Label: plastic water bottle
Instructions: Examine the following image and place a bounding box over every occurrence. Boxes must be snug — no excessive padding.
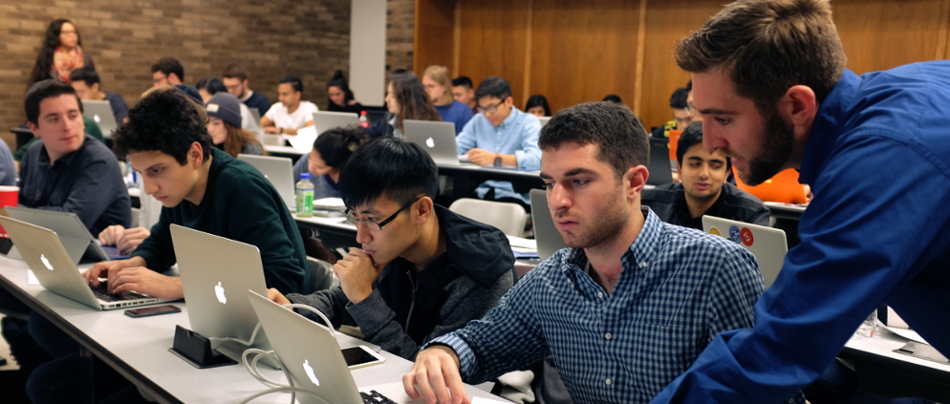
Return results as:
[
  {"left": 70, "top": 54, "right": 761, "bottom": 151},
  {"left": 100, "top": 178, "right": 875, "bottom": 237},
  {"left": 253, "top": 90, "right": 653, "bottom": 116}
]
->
[
  {"left": 295, "top": 173, "right": 314, "bottom": 217},
  {"left": 358, "top": 111, "right": 370, "bottom": 128},
  {"left": 856, "top": 310, "right": 877, "bottom": 338}
]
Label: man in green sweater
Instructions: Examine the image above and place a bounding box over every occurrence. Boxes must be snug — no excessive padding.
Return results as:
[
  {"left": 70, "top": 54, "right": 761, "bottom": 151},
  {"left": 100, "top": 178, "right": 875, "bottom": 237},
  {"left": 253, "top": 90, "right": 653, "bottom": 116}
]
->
[{"left": 83, "top": 87, "right": 310, "bottom": 297}]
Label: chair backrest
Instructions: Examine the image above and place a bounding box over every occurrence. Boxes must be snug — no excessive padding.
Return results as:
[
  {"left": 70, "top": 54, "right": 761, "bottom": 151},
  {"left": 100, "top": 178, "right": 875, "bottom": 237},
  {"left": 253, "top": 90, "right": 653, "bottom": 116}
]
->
[
  {"left": 306, "top": 256, "right": 339, "bottom": 292},
  {"left": 448, "top": 198, "right": 527, "bottom": 237}
]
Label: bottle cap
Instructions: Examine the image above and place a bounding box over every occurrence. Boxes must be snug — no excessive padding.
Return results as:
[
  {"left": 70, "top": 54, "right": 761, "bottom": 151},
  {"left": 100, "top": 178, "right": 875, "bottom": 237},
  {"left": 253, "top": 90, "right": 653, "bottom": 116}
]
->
[{"left": 300, "top": 173, "right": 311, "bottom": 179}]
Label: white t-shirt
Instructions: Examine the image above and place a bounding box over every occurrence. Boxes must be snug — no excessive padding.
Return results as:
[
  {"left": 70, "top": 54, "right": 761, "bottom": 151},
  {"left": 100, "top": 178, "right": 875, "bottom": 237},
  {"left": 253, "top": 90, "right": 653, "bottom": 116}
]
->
[{"left": 264, "top": 101, "right": 319, "bottom": 130}]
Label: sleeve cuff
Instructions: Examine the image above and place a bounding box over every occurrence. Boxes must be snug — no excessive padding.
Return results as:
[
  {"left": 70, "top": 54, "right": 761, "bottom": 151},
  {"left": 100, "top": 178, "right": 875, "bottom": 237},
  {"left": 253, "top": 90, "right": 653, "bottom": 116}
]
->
[{"left": 427, "top": 333, "right": 476, "bottom": 379}]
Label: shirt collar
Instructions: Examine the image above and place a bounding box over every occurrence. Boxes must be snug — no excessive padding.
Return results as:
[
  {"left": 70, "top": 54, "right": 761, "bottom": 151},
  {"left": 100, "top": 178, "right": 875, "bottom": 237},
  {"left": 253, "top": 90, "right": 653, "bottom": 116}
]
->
[
  {"left": 494, "top": 107, "right": 522, "bottom": 129},
  {"left": 38, "top": 135, "right": 88, "bottom": 167},
  {"left": 799, "top": 69, "right": 860, "bottom": 185},
  {"left": 560, "top": 207, "right": 662, "bottom": 275},
  {"left": 240, "top": 90, "right": 253, "bottom": 102}
]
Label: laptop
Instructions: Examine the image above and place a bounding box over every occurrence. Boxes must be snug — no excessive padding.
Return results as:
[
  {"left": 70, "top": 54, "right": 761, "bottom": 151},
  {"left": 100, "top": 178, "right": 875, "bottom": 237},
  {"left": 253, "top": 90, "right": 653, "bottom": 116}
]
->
[
  {"left": 170, "top": 224, "right": 273, "bottom": 360},
  {"left": 648, "top": 137, "right": 674, "bottom": 185},
  {"left": 702, "top": 215, "right": 788, "bottom": 287},
  {"left": 248, "top": 107, "right": 262, "bottom": 124},
  {"left": 0, "top": 216, "right": 172, "bottom": 310},
  {"left": 247, "top": 290, "right": 424, "bottom": 404},
  {"left": 6, "top": 206, "right": 125, "bottom": 263},
  {"left": 237, "top": 154, "right": 296, "bottom": 213},
  {"left": 538, "top": 116, "right": 551, "bottom": 127},
  {"left": 82, "top": 100, "right": 119, "bottom": 137},
  {"left": 403, "top": 120, "right": 470, "bottom": 166},
  {"left": 529, "top": 189, "right": 569, "bottom": 261},
  {"left": 312, "top": 111, "right": 359, "bottom": 135}
]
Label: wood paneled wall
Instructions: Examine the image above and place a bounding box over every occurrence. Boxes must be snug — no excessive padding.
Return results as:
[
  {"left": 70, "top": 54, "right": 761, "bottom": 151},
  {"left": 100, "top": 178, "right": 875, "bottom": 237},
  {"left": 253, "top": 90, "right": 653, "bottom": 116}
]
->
[{"left": 415, "top": 0, "right": 950, "bottom": 129}]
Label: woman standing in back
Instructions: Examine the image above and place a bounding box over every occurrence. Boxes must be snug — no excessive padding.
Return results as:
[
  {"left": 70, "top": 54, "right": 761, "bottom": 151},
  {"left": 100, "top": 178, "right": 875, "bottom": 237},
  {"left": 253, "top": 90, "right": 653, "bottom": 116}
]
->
[{"left": 28, "top": 19, "right": 95, "bottom": 88}]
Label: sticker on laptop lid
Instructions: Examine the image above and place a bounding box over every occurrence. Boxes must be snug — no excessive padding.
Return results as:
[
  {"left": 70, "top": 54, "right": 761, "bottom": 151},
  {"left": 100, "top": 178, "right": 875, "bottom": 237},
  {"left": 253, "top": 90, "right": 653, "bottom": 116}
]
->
[
  {"left": 708, "top": 226, "right": 721, "bottom": 237},
  {"left": 729, "top": 225, "right": 741, "bottom": 244},
  {"left": 740, "top": 227, "right": 754, "bottom": 246}
]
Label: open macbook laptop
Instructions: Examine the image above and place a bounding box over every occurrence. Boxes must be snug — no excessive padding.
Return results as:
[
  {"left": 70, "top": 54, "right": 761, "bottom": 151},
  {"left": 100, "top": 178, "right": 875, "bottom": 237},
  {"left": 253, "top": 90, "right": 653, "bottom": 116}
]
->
[
  {"left": 538, "top": 116, "right": 551, "bottom": 127},
  {"left": 247, "top": 290, "right": 423, "bottom": 404},
  {"left": 0, "top": 216, "right": 172, "bottom": 310},
  {"left": 312, "top": 111, "right": 359, "bottom": 135},
  {"left": 170, "top": 224, "right": 273, "bottom": 361},
  {"left": 237, "top": 154, "right": 296, "bottom": 212},
  {"left": 529, "top": 189, "right": 569, "bottom": 261},
  {"left": 82, "top": 100, "right": 119, "bottom": 137},
  {"left": 6, "top": 206, "right": 126, "bottom": 263},
  {"left": 702, "top": 215, "right": 788, "bottom": 287},
  {"left": 403, "top": 120, "right": 471, "bottom": 166}
]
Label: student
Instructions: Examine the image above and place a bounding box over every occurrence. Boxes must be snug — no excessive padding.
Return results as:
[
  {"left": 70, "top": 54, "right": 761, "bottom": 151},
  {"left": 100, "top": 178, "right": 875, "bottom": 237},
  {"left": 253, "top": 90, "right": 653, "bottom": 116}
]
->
[
  {"left": 404, "top": 102, "right": 787, "bottom": 403},
  {"left": 83, "top": 87, "right": 310, "bottom": 298},
  {"left": 269, "top": 137, "right": 515, "bottom": 361},
  {"left": 524, "top": 94, "right": 551, "bottom": 117},
  {"left": 423, "top": 65, "right": 473, "bottom": 134},
  {"left": 649, "top": 0, "right": 950, "bottom": 402},
  {"left": 456, "top": 76, "right": 542, "bottom": 205},
  {"left": 222, "top": 64, "right": 271, "bottom": 115},
  {"left": 261, "top": 75, "right": 318, "bottom": 135},
  {"left": 151, "top": 57, "right": 202, "bottom": 104},
  {"left": 602, "top": 94, "right": 623, "bottom": 104},
  {"left": 19, "top": 79, "right": 130, "bottom": 236},
  {"left": 27, "top": 19, "right": 94, "bottom": 88},
  {"left": 196, "top": 77, "right": 262, "bottom": 138},
  {"left": 651, "top": 87, "right": 691, "bottom": 139},
  {"left": 451, "top": 75, "right": 477, "bottom": 114},
  {"left": 204, "top": 92, "right": 263, "bottom": 157},
  {"left": 642, "top": 121, "right": 769, "bottom": 230},
  {"left": 291, "top": 125, "right": 367, "bottom": 194},
  {"left": 68, "top": 67, "right": 129, "bottom": 123},
  {"left": 368, "top": 72, "right": 441, "bottom": 139},
  {"left": 326, "top": 69, "right": 364, "bottom": 114}
]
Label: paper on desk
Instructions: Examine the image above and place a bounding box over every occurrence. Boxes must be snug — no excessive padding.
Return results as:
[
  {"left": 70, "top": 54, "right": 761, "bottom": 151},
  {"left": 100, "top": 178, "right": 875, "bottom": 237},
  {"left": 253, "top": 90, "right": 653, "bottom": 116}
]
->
[
  {"left": 884, "top": 325, "right": 929, "bottom": 344},
  {"left": 288, "top": 125, "right": 318, "bottom": 153}
]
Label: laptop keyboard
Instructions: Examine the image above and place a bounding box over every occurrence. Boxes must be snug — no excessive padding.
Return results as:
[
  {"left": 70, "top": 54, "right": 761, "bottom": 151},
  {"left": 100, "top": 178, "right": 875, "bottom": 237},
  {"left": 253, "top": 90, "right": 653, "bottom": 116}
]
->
[
  {"left": 90, "top": 282, "right": 144, "bottom": 302},
  {"left": 360, "top": 390, "right": 397, "bottom": 404}
]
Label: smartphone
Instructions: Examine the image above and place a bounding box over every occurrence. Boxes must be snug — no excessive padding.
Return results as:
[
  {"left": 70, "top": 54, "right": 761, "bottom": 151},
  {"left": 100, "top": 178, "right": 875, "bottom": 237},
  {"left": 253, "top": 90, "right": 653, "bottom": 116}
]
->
[
  {"left": 341, "top": 345, "right": 386, "bottom": 369},
  {"left": 125, "top": 305, "right": 181, "bottom": 318}
]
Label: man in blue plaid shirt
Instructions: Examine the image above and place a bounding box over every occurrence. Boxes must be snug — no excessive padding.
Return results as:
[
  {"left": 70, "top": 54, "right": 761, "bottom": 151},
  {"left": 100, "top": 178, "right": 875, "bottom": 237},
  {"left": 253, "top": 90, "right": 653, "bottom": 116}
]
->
[{"left": 403, "top": 102, "right": 801, "bottom": 403}]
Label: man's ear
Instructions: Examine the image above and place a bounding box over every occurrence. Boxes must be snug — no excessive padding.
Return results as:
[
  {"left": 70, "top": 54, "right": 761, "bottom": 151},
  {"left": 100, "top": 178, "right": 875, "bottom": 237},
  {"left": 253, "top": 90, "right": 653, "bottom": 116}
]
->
[
  {"left": 415, "top": 196, "right": 434, "bottom": 224},
  {"left": 624, "top": 165, "right": 648, "bottom": 201},
  {"left": 781, "top": 85, "right": 818, "bottom": 137},
  {"left": 189, "top": 141, "right": 204, "bottom": 167}
]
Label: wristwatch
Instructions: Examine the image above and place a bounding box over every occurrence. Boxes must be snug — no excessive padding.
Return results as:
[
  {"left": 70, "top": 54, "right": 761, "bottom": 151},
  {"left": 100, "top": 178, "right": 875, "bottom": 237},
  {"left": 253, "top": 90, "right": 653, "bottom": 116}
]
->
[{"left": 493, "top": 154, "right": 502, "bottom": 167}]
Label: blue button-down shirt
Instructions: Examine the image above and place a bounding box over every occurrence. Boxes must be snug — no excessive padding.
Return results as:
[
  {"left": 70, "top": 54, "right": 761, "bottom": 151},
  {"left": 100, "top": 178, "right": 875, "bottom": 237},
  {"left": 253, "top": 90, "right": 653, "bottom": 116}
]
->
[
  {"left": 431, "top": 209, "right": 790, "bottom": 403},
  {"left": 652, "top": 63, "right": 950, "bottom": 403},
  {"left": 456, "top": 107, "right": 541, "bottom": 203}
]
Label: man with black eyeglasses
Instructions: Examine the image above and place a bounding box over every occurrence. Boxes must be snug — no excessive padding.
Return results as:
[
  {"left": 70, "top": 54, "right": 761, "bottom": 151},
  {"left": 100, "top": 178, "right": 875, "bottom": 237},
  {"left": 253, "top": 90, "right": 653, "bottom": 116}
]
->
[
  {"left": 456, "top": 76, "right": 542, "bottom": 206},
  {"left": 268, "top": 137, "right": 516, "bottom": 361}
]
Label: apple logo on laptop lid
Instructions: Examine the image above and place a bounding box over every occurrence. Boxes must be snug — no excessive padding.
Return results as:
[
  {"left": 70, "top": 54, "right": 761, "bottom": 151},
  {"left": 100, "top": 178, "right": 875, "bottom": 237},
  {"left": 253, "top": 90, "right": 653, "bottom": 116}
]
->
[
  {"left": 303, "top": 359, "right": 320, "bottom": 386},
  {"left": 426, "top": 137, "right": 435, "bottom": 148},
  {"left": 40, "top": 254, "right": 54, "bottom": 271},
  {"left": 214, "top": 281, "right": 227, "bottom": 304}
]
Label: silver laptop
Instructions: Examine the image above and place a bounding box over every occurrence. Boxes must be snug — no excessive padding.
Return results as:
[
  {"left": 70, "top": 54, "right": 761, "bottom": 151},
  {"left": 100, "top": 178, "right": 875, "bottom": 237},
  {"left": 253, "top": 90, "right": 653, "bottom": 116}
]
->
[
  {"left": 403, "top": 120, "right": 469, "bottom": 166},
  {"left": 248, "top": 107, "right": 262, "bottom": 124},
  {"left": 170, "top": 224, "right": 272, "bottom": 359},
  {"left": 247, "top": 290, "right": 423, "bottom": 404},
  {"left": 237, "top": 154, "right": 296, "bottom": 212},
  {"left": 538, "top": 116, "right": 551, "bottom": 127},
  {"left": 312, "top": 111, "right": 359, "bottom": 135},
  {"left": 82, "top": 100, "right": 118, "bottom": 137},
  {"left": 0, "top": 216, "right": 171, "bottom": 310},
  {"left": 529, "top": 189, "right": 569, "bottom": 261},
  {"left": 702, "top": 215, "right": 788, "bottom": 287},
  {"left": 6, "top": 206, "right": 124, "bottom": 263}
]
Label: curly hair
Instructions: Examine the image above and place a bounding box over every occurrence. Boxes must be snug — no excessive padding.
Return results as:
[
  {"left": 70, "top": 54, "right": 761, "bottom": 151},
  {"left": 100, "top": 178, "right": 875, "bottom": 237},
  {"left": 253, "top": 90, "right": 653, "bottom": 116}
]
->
[{"left": 113, "top": 87, "right": 211, "bottom": 165}]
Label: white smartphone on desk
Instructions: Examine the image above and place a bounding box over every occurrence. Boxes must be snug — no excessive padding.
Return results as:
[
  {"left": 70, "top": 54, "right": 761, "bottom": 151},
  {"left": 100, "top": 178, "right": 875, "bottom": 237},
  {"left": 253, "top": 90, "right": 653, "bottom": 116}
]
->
[{"left": 342, "top": 345, "right": 385, "bottom": 369}]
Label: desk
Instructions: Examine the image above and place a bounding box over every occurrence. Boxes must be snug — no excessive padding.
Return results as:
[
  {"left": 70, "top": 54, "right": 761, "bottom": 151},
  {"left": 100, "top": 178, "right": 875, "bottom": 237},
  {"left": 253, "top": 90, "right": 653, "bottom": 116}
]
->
[
  {"left": 295, "top": 214, "right": 360, "bottom": 252},
  {"left": 0, "top": 256, "right": 503, "bottom": 403},
  {"left": 437, "top": 164, "right": 544, "bottom": 203},
  {"left": 842, "top": 327, "right": 950, "bottom": 401}
]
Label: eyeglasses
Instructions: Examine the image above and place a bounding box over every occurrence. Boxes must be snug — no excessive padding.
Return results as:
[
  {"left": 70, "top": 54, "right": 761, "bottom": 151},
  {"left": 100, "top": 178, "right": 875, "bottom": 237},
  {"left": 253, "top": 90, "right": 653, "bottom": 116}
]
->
[
  {"left": 477, "top": 99, "right": 506, "bottom": 115},
  {"left": 344, "top": 195, "right": 424, "bottom": 232}
]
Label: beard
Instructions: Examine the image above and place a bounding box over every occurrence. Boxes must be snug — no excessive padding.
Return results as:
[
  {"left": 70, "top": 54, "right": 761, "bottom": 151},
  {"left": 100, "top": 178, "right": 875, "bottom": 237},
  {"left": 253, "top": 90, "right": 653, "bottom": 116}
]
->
[
  {"left": 742, "top": 110, "right": 795, "bottom": 186},
  {"left": 556, "top": 185, "right": 630, "bottom": 250}
]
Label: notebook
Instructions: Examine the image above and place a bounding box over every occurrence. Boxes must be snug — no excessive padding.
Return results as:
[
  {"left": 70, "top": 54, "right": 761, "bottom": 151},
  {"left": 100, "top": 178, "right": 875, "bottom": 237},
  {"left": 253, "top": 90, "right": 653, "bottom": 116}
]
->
[
  {"left": 403, "top": 120, "right": 469, "bottom": 167},
  {"left": 82, "top": 100, "right": 119, "bottom": 137},
  {"left": 170, "top": 224, "right": 273, "bottom": 360},
  {"left": 312, "top": 111, "right": 359, "bottom": 135},
  {"left": 6, "top": 207, "right": 126, "bottom": 263},
  {"left": 702, "top": 215, "right": 788, "bottom": 287},
  {"left": 0, "top": 216, "right": 172, "bottom": 310},
  {"left": 247, "top": 290, "right": 424, "bottom": 404},
  {"left": 529, "top": 189, "right": 569, "bottom": 261},
  {"left": 648, "top": 137, "right": 674, "bottom": 185},
  {"left": 237, "top": 154, "right": 296, "bottom": 213}
]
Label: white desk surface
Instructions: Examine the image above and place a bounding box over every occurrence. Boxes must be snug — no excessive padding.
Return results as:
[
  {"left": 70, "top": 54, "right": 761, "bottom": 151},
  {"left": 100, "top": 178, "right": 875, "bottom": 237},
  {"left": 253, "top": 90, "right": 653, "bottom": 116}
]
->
[
  {"left": 844, "top": 326, "right": 950, "bottom": 373},
  {"left": 263, "top": 144, "right": 305, "bottom": 156},
  {"left": 0, "top": 256, "right": 502, "bottom": 403},
  {"left": 764, "top": 201, "right": 808, "bottom": 213}
]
